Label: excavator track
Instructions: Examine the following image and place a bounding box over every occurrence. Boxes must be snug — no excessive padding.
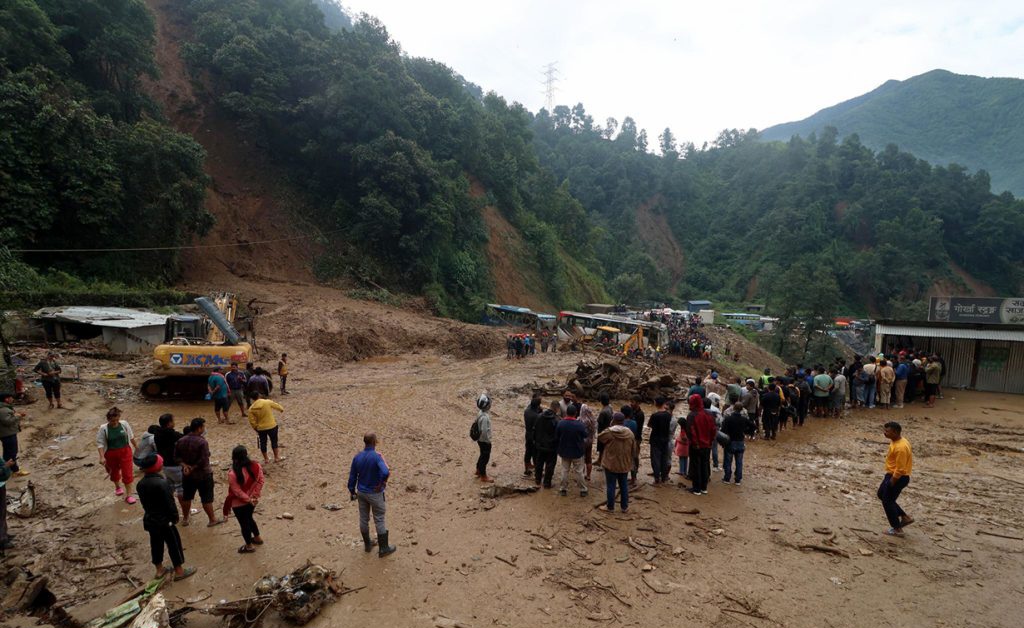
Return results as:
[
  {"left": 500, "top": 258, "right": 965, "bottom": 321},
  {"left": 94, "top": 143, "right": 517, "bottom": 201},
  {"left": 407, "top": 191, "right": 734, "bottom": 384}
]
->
[{"left": 140, "top": 376, "right": 211, "bottom": 400}]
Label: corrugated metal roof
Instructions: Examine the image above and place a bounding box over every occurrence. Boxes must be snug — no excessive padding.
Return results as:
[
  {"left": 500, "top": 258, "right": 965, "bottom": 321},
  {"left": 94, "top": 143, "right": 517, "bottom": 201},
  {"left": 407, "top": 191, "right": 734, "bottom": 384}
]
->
[
  {"left": 33, "top": 306, "right": 168, "bottom": 329},
  {"left": 876, "top": 323, "right": 1024, "bottom": 342}
]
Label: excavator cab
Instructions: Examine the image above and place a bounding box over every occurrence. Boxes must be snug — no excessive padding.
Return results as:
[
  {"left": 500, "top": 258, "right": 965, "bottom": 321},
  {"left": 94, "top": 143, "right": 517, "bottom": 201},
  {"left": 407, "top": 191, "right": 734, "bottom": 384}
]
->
[{"left": 164, "top": 314, "right": 209, "bottom": 345}]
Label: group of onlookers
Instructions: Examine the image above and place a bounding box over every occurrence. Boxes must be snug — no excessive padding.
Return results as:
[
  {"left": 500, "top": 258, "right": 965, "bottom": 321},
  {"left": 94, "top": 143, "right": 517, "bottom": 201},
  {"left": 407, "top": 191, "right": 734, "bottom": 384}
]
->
[
  {"left": 91, "top": 408, "right": 278, "bottom": 581},
  {"left": 505, "top": 332, "right": 556, "bottom": 358},
  {"left": 206, "top": 356, "right": 290, "bottom": 424}
]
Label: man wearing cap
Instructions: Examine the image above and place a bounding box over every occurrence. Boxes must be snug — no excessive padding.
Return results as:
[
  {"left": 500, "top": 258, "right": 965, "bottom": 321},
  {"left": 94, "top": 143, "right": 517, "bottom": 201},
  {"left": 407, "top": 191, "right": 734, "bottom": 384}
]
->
[
  {"left": 348, "top": 432, "right": 397, "bottom": 557},
  {"left": 0, "top": 393, "right": 28, "bottom": 477},
  {"left": 703, "top": 372, "right": 726, "bottom": 398},
  {"left": 136, "top": 453, "right": 196, "bottom": 581}
]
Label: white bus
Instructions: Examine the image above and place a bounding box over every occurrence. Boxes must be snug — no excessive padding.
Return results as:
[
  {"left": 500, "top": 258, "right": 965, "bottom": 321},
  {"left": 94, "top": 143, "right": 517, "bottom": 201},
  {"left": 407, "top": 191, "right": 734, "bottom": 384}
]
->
[{"left": 556, "top": 310, "right": 669, "bottom": 349}]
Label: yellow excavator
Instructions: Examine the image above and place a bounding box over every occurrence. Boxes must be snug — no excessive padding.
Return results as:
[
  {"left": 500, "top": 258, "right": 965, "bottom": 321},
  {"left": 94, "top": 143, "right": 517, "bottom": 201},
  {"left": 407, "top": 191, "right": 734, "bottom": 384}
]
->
[
  {"left": 140, "top": 293, "right": 252, "bottom": 399},
  {"left": 622, "top": 326, "right": 645, "bottom": 355}
]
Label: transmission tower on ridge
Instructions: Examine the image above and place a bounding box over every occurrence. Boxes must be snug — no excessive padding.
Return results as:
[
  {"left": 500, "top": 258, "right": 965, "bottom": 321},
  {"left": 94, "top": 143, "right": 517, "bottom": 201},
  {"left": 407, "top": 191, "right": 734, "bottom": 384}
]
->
[{"left": 540, "top": 62, "right": 559, "bottom": 111}]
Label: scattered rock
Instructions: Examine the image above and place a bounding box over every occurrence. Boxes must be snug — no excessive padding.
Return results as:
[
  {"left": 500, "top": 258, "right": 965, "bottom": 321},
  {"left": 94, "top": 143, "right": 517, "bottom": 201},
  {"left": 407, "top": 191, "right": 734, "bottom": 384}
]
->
[
  {"left": 858, "top": 548, "right": 874, "bottom": 556},
  {"left": 281, "top": 512, "right": 294, "bottom": 520}
]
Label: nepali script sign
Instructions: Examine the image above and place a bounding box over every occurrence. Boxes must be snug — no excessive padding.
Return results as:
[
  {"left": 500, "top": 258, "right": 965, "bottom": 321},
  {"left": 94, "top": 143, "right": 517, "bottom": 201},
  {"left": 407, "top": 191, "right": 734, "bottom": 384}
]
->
[{"left": 928, "top": 297, "right": 1024, "bottom": 325}]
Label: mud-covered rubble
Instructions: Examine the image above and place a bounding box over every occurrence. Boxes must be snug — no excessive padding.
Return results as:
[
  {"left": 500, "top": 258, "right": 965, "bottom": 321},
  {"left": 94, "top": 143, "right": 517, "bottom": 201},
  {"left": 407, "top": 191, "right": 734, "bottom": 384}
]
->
[{"left": 538, "top": 358, "right": 697, "bottom": 402}]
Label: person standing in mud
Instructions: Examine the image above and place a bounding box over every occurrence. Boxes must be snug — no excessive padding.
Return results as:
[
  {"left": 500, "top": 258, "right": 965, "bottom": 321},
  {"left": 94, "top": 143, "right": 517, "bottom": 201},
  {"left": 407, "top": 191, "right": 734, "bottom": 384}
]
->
[
  {"left": 248, "top": 392, "right": 286, "bottom": 464},
  {"left": 243, "top": 362, "right": 257, "bottom": 405},
  {"left": 136, "top": 453, "right": 196, "bottom": 581},
  {"left": 348, "top": 432, "right": 396, "bottom": 557},
  {"left": 277, "top": 353, "right": 290, "bottom": 395},
  {"left": 248, "top": 367, "right": 272, "bottom": 400},
  {"left": 647, "top": 397, "right": 672, "bottom": 484},
  {"left": 33, "top": 352, "right": 62, "bottom": 409},
  {"left": 533, "top": 401, "right": 560, "bottom": 487},
  {"left": 595, "top": 394, "right": 613, "bottom": 467},
  {"left": 523, "top": 395, "right": 542, "bottom": 477},
  {"left": 207, "top": 367, "right": 231, "bottom": 424},
  {"left": 556, "top": 403, "right": 588, "bottom": 497},
  {"left": 96, "top": 407, "right": 138, "bottom": 504},
  {"left": 175, "top": 418, "right": 224, "bottom": 527},
  {"left": 0, "top": 392, "right": 28, "bottom": 477},
  {"left": 226, "top": 362, "right": 248, "bottom": 420},
  {"left": 0, "top": 458, "right": 15, "bottom": 550},
  {"left": 579, "top": 403, "right": 597, "bottom": 481},
  {"left": 474, "top": 394, "right": 494, "bottom": 482},
  {"left": 597, "top": 412, "right": 635, "bottom": 512},
  {"left": 878, "top": 421, "right": 914, "bottom": 536},
  {"left": 150, "top": 414, "right": 186, "bottom": 515},
  {"left": 225, "top": 445, "right": 265, "bottom": 554}
]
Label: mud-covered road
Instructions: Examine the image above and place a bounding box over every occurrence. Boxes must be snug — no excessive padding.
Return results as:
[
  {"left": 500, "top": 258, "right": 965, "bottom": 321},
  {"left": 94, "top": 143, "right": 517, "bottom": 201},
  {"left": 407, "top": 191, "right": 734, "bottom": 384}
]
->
[{"left": 4, "top": 286, "right": 1023, "bottom": 628}]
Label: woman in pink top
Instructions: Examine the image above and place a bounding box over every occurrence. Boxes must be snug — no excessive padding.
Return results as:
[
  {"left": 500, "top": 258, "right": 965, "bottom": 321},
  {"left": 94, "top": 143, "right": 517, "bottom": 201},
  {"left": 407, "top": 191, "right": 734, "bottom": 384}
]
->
[{"left": 224, "top": 445, "right": 264, "bottom": 553}]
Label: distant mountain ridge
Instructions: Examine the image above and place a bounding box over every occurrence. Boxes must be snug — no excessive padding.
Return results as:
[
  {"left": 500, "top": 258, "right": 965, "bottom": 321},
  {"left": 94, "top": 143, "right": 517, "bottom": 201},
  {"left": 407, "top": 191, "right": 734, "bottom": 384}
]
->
[{"left": 760, "top": 69, "right": 1024, "bottom": 196}]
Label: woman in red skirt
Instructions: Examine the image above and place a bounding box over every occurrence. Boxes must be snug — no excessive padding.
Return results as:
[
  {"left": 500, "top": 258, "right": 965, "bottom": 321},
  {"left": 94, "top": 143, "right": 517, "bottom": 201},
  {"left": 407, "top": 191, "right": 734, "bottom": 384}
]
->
[{"left": 96, "top": 407, "right": 138, "bottom": 504}]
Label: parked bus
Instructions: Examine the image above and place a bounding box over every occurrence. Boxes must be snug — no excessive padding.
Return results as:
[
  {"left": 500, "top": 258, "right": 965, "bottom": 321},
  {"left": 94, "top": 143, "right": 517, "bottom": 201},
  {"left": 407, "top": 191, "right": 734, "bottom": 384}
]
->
[
  {"left": 556, "top": 311, "right": 668, "bottom": 349},
  {"left": 481, "top": 304, "right": 555, "bottom": 332}
]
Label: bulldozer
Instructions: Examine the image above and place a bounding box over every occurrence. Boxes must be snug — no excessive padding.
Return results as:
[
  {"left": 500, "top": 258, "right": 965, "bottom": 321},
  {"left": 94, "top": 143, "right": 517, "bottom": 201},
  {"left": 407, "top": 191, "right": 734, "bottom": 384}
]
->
[{"left": 140, "top": 293, "right": 252, "bottom": 399}]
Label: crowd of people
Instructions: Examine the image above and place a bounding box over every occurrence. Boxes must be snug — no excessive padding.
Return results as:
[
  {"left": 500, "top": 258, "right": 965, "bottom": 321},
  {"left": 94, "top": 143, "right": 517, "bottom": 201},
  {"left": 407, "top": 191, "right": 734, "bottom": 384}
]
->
[
  {"left": 505, "top": 331, "right": 556, "bottom": 358},
  {"left": 205, "top": 358, "right": 290, "bottom": 425},
  {"left": 472, "top": 351, "right": 926, "bottom": 532}
]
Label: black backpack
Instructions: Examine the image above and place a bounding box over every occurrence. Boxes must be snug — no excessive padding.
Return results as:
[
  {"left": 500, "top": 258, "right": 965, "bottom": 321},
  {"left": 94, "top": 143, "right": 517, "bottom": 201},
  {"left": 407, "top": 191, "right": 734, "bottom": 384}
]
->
[{"left": 470, "top": 417, "right": 481, "bottom": 441}]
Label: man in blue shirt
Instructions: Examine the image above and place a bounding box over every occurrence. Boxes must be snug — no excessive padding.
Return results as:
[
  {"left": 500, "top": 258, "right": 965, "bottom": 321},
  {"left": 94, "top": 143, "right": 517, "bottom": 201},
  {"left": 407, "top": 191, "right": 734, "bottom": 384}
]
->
[
  {"left": 893, "top": 357, "right": 910, "bottom": 409},
  {"left": 556, "top": 405, "right": 589, "bottom": 497},
  {"left": 207, "top": 367, "right": 231, "bottom": 424},
  {"left": 348, "top": 433, "right": 396, "bottom": 557}
]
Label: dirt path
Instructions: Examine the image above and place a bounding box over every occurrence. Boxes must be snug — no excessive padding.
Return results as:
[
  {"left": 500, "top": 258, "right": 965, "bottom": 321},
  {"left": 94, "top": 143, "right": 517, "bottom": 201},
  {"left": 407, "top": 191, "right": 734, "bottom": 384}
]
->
[{"left": 5, "top": 280, "right": 1023, "bottom": 627}]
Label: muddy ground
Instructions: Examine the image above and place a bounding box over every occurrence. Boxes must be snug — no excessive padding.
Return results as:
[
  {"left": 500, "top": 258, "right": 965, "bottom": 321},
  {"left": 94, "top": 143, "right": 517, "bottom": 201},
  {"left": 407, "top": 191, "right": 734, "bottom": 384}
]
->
[{"left": 3, "top": 285, "right": 1023, "bottom": 628}]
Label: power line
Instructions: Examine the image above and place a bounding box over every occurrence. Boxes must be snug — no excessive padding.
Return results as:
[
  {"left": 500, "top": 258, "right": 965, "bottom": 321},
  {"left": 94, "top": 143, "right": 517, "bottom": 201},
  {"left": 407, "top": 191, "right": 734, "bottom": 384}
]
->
[
  {"left": 8, "top": 227, "right": 346, "bottom": 254},
  {"left": 540, "top": 62, "right": 559, "bottom": 111}
]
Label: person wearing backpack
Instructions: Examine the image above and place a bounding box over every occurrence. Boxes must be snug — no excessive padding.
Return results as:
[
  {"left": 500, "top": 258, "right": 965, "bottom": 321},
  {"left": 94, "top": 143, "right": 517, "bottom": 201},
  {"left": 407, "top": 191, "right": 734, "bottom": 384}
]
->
[{"left": 472, "top": 394, "right": 494, "bottom": 483}]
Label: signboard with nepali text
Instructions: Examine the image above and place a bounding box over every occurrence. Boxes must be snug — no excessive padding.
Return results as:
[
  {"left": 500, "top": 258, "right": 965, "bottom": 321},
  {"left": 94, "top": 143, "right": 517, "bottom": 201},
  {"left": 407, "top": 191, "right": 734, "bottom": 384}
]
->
[{"left": 928, "top": 297, "right": 1024, "bottom": 325}]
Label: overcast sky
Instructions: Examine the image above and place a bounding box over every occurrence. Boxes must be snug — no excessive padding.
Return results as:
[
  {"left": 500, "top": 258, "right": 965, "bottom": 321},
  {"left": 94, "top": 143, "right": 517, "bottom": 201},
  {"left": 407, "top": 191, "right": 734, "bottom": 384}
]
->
[{"left": 341, "top": 1, "right": 1024, "bottom": 147}]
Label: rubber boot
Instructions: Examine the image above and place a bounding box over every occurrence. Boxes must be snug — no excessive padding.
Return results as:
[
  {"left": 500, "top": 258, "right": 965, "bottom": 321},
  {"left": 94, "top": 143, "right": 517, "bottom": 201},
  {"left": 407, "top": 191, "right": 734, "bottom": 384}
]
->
[
  {"left": 361, "top": 531, "right": 377, "bottom": 553},
  {"left": 377, "top": 531, "right": 396, "bottom": 557}
]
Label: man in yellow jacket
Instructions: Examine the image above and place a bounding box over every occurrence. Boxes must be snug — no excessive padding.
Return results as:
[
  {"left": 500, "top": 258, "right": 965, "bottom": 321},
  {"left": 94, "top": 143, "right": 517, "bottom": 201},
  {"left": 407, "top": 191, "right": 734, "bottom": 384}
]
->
[
  {"left": 878, "top": 421, "right": 913, "bottom": 535},
  {"left": 247, "top": 393, "right": 285, "bottom": 464}
]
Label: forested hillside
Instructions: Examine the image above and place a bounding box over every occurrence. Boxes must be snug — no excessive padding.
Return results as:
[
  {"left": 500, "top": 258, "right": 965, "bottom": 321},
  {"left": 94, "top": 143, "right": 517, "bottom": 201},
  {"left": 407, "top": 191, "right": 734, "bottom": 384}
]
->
[
  {"left": 761, "top": 70, "right": 1024, "bottom": 197},
  {"left": 0, "top": 0, "right": 211, "bottom": 296},
  {"left": 3, "top": 0, "right": 1023, "bottom": 322}
]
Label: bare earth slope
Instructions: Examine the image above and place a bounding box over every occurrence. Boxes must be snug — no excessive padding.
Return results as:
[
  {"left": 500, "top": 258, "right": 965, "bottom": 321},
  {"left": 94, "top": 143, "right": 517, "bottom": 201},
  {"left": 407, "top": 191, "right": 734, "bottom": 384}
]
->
[
  {"left": 635, "top": 199, "right": 685, "bottom": 292},
  {"left": 144, "top": 0, "right": 316, "bottom": 285}
]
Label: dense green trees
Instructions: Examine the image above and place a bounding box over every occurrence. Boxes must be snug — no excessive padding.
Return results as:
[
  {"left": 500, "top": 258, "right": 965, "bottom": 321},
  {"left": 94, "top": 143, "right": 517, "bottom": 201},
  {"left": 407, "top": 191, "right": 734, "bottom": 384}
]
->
[
  {"left": 1, "top": 0, "right": 210, "bottom": 286},
  {"left": 4, "top": 0, "right": 1021, "bottom": 322},
  {"left": 761, "top": 69, "right": 1024, "bottom": 197},
  {"left": 531, "top": 108, "right": 1024, "bottom": 315}
]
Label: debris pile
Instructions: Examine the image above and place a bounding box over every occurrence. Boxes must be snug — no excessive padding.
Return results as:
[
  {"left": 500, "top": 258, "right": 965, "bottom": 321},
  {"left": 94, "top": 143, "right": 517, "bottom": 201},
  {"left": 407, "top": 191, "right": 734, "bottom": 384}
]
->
[
  {"left": 208, "top": 563, "right": 350, "bottom": 627},
  {"left": 541, "top": 359, "right": 693, "bottom": 402}
]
